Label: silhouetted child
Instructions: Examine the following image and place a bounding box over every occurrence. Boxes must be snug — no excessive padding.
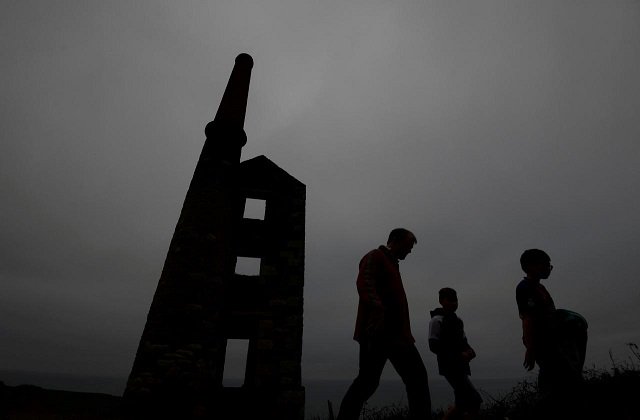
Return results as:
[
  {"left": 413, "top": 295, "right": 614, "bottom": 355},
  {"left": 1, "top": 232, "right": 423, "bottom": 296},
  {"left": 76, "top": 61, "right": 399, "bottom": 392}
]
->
[
  {"left": 516, "top": 249, "right": 557, "bottom": 385},
  {"left": 516, "top": 249, "right": 588, "bottom": 418},
  {"left": 429, "top": 288, "right": 482, "bottom": 420}
]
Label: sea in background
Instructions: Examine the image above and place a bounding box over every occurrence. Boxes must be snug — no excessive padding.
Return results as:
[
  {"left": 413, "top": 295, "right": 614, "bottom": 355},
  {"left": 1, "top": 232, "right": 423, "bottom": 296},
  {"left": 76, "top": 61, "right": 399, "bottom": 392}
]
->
[{"left": 0, "top": 370, "right": 524, "bottom": 419}]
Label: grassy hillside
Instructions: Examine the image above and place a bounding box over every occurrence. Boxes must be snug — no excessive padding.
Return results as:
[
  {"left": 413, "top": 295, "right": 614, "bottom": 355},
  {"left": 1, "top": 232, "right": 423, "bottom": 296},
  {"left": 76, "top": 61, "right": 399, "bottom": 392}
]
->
[
  {"left": 3, "top": 344, "right": 639, "bottom": 419},
  {"left": 314, "top": 343, "right": 640, "bottom": 420}
]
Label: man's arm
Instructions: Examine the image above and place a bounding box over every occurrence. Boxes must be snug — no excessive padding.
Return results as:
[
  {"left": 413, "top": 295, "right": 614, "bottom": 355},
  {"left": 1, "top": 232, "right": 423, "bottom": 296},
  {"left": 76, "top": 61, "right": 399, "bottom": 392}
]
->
[
  {"left": 356, "top": 251, "right": 385, "bottom": 335},
  {"left": 356, "top": 251, "right": 384, "bottom": 307}
]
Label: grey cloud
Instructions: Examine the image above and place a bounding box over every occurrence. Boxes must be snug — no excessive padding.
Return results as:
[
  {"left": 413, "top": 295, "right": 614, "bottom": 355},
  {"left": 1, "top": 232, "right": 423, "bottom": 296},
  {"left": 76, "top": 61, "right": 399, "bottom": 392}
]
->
[{"left": 1, "top": 1, "right": 639, "bottom": 392}]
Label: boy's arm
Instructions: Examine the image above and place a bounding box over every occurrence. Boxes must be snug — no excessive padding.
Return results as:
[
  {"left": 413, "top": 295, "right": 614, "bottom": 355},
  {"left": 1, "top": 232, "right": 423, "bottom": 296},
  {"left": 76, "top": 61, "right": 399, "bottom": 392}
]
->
[
  {"left": 516, "top": 283, "right": 538, "bottom": 370},
  {"left": 428, "top": 339, "right": 442, "bottom": 354},
  {"left": 521, "top": 315, "right": 536, "bottom": 370},
  {"left": 428, "top": 317, "right": 442, "bottom": 354},
  {"left": 461, "top": 330, "right": 476, "bottom": 362}
]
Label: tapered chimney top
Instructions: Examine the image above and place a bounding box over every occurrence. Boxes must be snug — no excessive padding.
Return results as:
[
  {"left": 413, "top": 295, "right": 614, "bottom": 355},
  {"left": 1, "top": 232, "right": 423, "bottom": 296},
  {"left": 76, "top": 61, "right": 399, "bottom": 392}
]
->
[
  {"left": 211, "top": 53, "right": 254, "bottom": 129},
  {"left": 235, "top": 53, "right": 253, "bottom": 69},
  {"left": 202, "top": 53, "right": 254, "bottom": 163}
]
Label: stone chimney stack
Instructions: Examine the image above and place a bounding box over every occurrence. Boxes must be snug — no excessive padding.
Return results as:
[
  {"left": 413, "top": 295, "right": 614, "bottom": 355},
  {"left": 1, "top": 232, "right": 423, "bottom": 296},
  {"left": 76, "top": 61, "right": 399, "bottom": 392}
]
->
[
  {"left": 125, "top": 53, "right": 305, "bottom": 419},
  {"left": 124, "top": 53, "right": 255, "bottom": 416}
]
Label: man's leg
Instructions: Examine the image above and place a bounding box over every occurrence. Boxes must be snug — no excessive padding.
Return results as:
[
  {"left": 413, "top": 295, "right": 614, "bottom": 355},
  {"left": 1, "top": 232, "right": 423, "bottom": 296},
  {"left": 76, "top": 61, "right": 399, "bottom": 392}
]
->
[
  {"left": 336, "top": 340, "right": 388, "bottom": 420},
  {"left": 389, "top": 343, "right": 431, "bottom": 419}
]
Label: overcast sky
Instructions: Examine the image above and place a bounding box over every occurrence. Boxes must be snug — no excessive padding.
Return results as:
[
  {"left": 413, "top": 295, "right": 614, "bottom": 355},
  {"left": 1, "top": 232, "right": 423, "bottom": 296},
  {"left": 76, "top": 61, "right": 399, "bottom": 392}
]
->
[{"left": 1, "top": 0, "right": 639, "bottom": 395}]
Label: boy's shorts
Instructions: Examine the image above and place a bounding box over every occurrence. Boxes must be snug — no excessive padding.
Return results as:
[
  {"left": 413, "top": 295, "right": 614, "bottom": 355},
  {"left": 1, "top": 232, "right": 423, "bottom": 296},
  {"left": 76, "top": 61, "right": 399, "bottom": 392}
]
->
[{"left": 444, "top": 374, "right": 482, "bottom": 411}]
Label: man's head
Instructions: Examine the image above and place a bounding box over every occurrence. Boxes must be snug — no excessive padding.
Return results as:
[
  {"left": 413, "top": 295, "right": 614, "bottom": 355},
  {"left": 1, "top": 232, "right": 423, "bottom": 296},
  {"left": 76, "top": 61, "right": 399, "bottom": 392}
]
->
[
  {"left": 387, "top": 228, "right": 417, "bottom": 260},
  {"left": 438, "top": 287, "right": 458, "bottom": 313},
  {"left": 520, "top": 249, "right": 553, "bottom": 280}
]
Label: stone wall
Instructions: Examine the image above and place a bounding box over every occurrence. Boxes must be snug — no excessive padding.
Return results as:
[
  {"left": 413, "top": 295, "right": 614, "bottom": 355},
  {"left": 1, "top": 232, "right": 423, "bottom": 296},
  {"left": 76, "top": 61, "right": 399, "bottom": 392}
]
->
[{"left": 123, "top": 52, "right": 305, "bottom": 420}]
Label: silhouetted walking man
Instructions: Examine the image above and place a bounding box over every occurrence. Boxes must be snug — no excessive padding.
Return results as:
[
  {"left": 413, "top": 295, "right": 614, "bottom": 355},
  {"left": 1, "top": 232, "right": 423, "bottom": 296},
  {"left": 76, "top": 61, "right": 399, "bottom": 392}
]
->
[{"left": 337, "top": 228, "right": 431, "bottom": 420}]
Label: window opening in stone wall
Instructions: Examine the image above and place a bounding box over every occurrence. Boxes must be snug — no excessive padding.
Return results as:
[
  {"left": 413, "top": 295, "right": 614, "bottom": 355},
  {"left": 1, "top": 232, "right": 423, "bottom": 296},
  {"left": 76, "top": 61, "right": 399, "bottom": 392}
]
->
[
  {"left": 235, "top": 257, "right": 261, "bottom": 276},
  {"left": 243, "top": 198, "right": 266, "bottom": 220},
  {"left": 223, "top": 339, "right": 250, "bottom": 387}
]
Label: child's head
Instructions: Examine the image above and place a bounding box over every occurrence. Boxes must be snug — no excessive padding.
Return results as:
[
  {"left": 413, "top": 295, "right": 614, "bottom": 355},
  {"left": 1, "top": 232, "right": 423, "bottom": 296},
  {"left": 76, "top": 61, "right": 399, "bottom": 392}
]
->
[
  {"left": 520, "top": 249, "right": 553, "bottom": 280},
  {"left": 438, "top": 287, "right": 458, "bottom": 313}
]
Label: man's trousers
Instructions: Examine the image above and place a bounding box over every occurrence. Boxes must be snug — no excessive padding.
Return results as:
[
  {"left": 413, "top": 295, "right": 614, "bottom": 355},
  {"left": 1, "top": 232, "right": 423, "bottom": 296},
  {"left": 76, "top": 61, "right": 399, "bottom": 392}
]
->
[{"left": 337, "top": 340, "right": 431, "bottom": 420}]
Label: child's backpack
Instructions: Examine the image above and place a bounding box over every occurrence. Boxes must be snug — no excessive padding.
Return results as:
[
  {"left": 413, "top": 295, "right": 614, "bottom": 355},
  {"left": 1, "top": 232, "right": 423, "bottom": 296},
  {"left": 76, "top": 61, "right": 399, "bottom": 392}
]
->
[{"left": 552, "top": 309, "right": 588, "bottom": 379}]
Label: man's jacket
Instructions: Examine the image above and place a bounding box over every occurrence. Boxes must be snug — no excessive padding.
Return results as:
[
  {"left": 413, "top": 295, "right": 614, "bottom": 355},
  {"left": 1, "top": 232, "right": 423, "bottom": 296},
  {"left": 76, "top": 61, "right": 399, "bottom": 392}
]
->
[{"left": 353, "top": 246, "right": 414, "bottom": 345}]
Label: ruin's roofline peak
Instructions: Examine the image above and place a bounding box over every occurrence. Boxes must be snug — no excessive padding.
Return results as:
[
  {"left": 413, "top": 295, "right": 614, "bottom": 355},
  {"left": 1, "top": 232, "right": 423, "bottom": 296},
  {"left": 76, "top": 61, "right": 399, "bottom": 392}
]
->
[{"left": 240, "top": 155, "right": 306, "bottom": 188}]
